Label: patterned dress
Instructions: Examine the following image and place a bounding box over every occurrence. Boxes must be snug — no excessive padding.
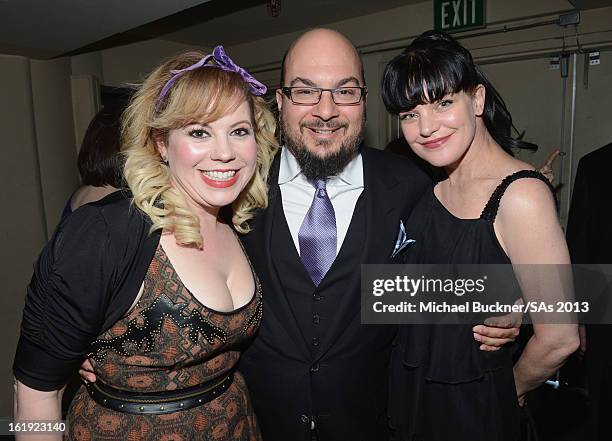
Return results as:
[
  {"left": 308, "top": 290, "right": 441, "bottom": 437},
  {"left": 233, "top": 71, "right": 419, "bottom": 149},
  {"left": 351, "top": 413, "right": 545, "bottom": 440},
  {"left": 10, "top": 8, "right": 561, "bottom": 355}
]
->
[{"left": 65, "top": 244, "right": 263, "bottom": 441}]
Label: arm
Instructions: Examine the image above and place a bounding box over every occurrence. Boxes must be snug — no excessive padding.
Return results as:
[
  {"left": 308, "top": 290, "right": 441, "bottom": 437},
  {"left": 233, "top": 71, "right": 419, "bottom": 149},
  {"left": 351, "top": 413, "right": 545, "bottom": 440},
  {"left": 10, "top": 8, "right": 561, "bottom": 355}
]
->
[
  {"left": 13, "top": 379, "right": 65, "bottom": 441},
  {"left": 13, "top": 205, "right": 115, "bottom": 415},
  {"left": 495, "top": 178, "right": 579, "bottom": 402},
  {"left": 474, "top": 150, "right": 564, "bottom": 350}
]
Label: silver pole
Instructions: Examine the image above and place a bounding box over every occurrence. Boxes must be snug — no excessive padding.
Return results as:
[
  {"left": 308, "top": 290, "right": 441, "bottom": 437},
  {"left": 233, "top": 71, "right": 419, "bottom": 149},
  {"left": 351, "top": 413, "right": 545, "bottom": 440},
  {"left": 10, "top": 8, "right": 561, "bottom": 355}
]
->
[{"left": 565, "top": 52, "right": 578, "bottom": 224}]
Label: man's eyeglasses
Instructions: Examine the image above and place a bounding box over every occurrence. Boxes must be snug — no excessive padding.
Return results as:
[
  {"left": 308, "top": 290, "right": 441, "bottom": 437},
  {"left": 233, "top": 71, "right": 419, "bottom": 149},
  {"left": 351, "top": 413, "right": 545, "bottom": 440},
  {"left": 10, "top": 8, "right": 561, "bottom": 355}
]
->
[{"left": 280, "top": 86, "right": 367, "bottom": 105}]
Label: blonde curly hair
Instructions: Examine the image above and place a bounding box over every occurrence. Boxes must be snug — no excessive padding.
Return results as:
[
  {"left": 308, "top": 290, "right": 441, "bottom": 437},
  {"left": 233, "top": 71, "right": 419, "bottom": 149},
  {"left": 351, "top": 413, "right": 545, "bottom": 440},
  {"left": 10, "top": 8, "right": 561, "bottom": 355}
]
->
[{"left": 122, "top": 50, "right": 278, "bottom": 248}]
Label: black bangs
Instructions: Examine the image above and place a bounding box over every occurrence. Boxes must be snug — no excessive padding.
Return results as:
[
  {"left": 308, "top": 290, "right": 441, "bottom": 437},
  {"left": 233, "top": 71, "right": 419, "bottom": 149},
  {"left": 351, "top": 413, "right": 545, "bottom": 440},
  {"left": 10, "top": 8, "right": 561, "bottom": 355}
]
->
[
  {"left": 382, "top": 30, "right": 538, "bottom": 154},
  {"left": 382, "top": 41, "right": 477, "bottom": 115}
]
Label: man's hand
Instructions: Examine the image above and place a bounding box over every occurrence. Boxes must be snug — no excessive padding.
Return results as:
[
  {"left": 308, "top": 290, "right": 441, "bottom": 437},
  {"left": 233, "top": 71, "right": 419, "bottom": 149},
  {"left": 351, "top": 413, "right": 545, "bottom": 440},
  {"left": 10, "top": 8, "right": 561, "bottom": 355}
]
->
[
  {"left": 473, "top": 299, "right": 523, "bottom": 351},
  {"left": 473, "top": 323, "right": 520, "bottom": 351},
  {"left": 79, "top": 359, "right": 97, "bottom": 383}
]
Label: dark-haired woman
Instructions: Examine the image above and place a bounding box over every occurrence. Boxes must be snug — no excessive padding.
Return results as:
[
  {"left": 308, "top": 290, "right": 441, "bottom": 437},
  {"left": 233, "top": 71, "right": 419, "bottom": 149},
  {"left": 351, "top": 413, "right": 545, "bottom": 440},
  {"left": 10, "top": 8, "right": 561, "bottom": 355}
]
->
[
  {"left": 382, "top": 31, "right": 579, "bottom": 441},
  {"left": 61, "top": 106, "right": 125, "bottom": 218}
]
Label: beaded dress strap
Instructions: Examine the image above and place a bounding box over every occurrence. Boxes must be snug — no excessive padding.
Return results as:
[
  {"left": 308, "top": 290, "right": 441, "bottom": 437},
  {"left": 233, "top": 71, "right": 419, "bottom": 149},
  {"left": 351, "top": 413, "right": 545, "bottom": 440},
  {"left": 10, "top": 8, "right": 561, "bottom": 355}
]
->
[{"left": 480, "top": 170, "right": 554, "bottom": 222}]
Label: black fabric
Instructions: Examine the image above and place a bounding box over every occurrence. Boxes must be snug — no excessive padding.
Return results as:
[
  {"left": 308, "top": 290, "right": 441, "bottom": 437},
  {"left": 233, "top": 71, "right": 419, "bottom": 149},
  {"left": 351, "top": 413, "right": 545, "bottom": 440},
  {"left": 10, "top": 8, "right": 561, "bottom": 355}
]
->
[
  {"left": 566, "top": 143, "right": 612, "bottom": 266},
  {"left": 270, "top": 201, "right": 317, "bottom": 352},
  {"left": 13, "top": 191, "right": 160, "bottom": 391},
  {"left": 270, "top": 192, "right": 366, "bottom": 356},
  {"left": 239, "top": 147, "right": 432, "bottom": 441},
  {"left": 389, "top": 172, "right": 552, "bottom": 441},
  {"left": 566, "top": 143, "right": 612, "bottom": 441}
]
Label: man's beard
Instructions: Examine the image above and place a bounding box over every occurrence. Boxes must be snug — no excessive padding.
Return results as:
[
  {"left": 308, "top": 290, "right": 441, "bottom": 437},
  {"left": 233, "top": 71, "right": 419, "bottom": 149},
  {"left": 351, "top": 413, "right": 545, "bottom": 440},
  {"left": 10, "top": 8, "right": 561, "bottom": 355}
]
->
[{"left": 281, "top": 115, "right": 366, "bottom": 181}]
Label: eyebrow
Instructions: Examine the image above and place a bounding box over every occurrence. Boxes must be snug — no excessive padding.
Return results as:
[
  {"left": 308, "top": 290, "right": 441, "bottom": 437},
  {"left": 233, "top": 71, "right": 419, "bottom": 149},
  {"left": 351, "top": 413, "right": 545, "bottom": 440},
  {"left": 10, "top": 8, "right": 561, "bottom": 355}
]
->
[
  {"left": 229, "top": 120, "right": 253, "bottom": 128},
  {"left": 185, "top": 119, "right": 253, "bottom": 129},
  {"left": 289, "top": 76, "right": 362, "bottom": 88}
]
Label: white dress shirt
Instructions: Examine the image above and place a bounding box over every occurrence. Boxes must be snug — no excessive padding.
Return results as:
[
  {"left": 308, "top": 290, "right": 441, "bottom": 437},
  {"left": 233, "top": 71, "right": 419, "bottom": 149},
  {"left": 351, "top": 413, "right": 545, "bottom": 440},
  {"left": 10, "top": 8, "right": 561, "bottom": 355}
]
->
[{"left": 278, "top": 147, "right": 364, "bottom": 256}]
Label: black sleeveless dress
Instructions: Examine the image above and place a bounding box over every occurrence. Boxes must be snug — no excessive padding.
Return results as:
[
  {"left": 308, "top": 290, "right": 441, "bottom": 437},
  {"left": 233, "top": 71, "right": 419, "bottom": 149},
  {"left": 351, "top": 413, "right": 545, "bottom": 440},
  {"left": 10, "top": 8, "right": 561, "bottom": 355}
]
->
[{"left": 388, "top": 170, "right": 553, "bottom": 441}]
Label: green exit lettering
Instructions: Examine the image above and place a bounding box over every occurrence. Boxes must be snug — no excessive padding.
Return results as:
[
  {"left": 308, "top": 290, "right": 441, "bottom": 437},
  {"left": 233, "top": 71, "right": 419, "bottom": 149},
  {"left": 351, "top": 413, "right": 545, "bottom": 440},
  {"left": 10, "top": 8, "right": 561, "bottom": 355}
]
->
[{"left": 434, "top": 0, "right": 485, "bottom": 32}]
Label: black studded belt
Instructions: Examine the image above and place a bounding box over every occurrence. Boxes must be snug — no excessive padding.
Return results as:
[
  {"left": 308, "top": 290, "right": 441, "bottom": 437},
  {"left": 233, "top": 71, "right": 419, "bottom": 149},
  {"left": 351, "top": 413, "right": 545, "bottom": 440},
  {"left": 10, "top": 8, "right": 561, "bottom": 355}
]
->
[{"left": 85, "top": 371, "right": 234, "bottom": 414}]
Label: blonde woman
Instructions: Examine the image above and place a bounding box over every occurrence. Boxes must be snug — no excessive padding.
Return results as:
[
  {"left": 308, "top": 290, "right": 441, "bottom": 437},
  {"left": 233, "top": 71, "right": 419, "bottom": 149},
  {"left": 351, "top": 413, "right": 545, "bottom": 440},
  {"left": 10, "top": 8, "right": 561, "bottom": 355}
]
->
[{"left": 14, "top": 47, "right": 277, "bottom": 441}]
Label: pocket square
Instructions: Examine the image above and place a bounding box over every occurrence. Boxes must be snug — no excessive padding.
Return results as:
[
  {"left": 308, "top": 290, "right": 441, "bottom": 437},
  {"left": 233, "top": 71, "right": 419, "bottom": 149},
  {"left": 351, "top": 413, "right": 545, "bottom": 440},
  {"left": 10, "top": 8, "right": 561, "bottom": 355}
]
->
[{"left": 391, "top": 220, "right": 416, "bottom": 258}]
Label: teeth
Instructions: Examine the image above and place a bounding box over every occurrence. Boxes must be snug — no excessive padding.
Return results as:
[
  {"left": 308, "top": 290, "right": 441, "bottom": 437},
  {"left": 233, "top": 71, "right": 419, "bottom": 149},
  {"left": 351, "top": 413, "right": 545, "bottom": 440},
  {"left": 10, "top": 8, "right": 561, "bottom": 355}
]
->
[
  {"left": 311, "top": 128, "right": 337, "bottom": 134},
  {"left": 202, "top": 170, "right": 236, "bottom": 181}
]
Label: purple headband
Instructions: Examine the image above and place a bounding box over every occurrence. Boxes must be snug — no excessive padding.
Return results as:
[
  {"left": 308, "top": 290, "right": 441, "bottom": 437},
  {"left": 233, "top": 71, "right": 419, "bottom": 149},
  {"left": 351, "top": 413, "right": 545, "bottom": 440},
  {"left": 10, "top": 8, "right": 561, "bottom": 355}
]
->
[{"left": 155, "top": 46, "right": 267, "bottom": 110}]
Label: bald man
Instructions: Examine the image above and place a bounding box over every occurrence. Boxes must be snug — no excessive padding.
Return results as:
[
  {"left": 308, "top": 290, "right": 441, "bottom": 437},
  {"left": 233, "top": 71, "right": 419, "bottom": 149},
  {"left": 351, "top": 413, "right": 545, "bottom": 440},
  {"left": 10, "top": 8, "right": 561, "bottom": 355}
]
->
[
  {"left": 237, "top": 28, "right": 431, "bottom": 441},
  {"left": 238, "top": 28, "right": 519, "bottom": 441}
]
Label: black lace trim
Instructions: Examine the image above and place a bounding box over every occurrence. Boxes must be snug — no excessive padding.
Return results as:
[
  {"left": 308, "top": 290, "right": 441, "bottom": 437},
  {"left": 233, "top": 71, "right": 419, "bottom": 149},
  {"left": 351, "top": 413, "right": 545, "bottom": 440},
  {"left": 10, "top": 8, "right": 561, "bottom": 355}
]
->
[{"left": 480, "top": 170, "right": 554, "bottom": 222}]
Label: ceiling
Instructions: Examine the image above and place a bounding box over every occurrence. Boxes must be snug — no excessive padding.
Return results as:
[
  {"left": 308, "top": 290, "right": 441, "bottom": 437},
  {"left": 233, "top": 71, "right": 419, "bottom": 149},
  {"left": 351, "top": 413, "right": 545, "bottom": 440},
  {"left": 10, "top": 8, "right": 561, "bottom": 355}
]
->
[
  {"left": 0, "top": 0, "right": 421, "bottom": 59},
  {"left": 0, "top": 0, "right": 211, "bottom": 58},
  {"left": 569, "top": 0, "right": 612, "bottom": 8},
  {"left": 161, "top": 0, "right": 418, "bottom": 48}
]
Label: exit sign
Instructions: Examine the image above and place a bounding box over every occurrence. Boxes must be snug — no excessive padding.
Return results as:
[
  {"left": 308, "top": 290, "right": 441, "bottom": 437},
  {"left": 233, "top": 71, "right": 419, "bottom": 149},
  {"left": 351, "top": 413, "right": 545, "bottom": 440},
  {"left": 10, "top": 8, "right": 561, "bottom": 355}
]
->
[{"left": 434, "top": 0, "right": 486, "bottom": 32}]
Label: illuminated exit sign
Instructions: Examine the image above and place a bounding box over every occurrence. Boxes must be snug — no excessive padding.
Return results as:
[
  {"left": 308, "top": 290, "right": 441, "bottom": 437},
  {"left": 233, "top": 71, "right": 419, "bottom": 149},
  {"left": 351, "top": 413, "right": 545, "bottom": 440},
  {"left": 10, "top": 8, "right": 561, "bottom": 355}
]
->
[{"left": 434, "top": 0, "right": 486, "bottom": 32}]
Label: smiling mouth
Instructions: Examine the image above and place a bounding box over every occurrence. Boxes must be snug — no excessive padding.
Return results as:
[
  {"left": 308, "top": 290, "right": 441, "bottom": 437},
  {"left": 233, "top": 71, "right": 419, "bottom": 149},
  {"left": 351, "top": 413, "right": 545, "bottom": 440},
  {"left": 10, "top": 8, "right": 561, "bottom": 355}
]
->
[
  {"left": 201, "top": 170, "right": 237, "bottom": 181},
  {"left": 304, "top": 124, "right": 345, "bottom": 136},
  {"left": 422, "top": 134, "right": 452, "bottom": 148},
  {"left": 310, "top": 128, "right": 340, "bottom": 134}
]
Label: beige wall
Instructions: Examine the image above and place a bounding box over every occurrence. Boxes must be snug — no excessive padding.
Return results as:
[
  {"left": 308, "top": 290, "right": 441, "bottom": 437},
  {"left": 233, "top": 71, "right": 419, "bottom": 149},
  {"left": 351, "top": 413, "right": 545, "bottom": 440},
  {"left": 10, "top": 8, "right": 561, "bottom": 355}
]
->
[
  {"left": 71, "top": 74, "right": 101, "bottom": 153},
  {"left": 1, "top": 54, "right": 78, "bottom": 416},
  {"left": 0, "top": 54, "right": 49, "bottom": 416},
  {"left": 101, "top": 39, "right": 202, "bottom": 87},
  {"left": 30, "top": 58, "right": 80, "bottom": 234},
  {"left": 70, "top": 52, "right": 104, "bottom": 82}
]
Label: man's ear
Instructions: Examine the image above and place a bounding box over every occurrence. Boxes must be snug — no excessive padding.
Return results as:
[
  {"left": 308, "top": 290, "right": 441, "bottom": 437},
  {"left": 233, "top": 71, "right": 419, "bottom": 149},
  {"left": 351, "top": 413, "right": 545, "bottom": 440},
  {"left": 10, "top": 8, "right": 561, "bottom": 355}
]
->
[
  {"left": 275, "top": 89, "right": 284, "bottom": 112},
  {"left": 473, "top": 84, "right": 486, "bottom": 117}
]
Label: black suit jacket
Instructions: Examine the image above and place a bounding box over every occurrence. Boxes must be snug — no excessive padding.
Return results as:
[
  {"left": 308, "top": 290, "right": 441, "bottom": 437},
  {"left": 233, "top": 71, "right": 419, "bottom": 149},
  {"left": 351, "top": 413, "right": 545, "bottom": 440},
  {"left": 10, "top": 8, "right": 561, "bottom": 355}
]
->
[
  {"left": 239, "top": 147, "right": 431, "bottom": 441},
  {"left": 566, "top": 143, "right": 612, "bottom": 265},
  {"left": 566, "top": 143, "right": 612, "bottom": 440},
  {"left": 567, "top": 145, "right": 612, "bottom": 342}
]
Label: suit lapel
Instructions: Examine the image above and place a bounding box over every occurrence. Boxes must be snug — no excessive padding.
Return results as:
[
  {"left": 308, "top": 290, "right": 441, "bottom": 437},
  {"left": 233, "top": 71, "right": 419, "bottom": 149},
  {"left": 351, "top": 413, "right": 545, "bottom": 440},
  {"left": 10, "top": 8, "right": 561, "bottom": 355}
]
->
[{"left": 361, "top": 148, "right": 404, "bottom": 264}]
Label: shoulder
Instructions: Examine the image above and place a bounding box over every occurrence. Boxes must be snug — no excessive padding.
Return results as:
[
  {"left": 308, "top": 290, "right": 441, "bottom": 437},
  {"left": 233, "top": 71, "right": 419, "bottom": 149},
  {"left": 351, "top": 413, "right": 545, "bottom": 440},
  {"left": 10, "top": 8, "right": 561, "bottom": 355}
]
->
[
  {"left": 85, "top": 190, "right": 149, "bottom": 234},
  {"left": 578, "top": 142, "right": 612, "bottom": 172},
  {"left": 362, "top": 146, "right": 413, "bottom": 169},
  {"left": 361, "top": 146, "right": 433, "bottom": 184},
  {"left": 87, "top": 189, "right": 135, "bottom": 216},
  {"left": 55, "top": 190, "right": 149, "bottom": 255},
  {"left": 493, "top": 169, "right": 568, "bottom": 263},
  {"left": 496, "top": 169, "right": 556, "bottom": 223}
]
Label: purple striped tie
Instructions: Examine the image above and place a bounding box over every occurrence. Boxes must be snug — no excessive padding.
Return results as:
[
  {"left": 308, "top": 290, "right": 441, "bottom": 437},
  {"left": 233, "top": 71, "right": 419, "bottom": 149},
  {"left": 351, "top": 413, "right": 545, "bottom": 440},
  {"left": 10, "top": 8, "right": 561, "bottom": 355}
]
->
[{"left": 299, "top": 178, "right": 337, "bottom": 286}]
